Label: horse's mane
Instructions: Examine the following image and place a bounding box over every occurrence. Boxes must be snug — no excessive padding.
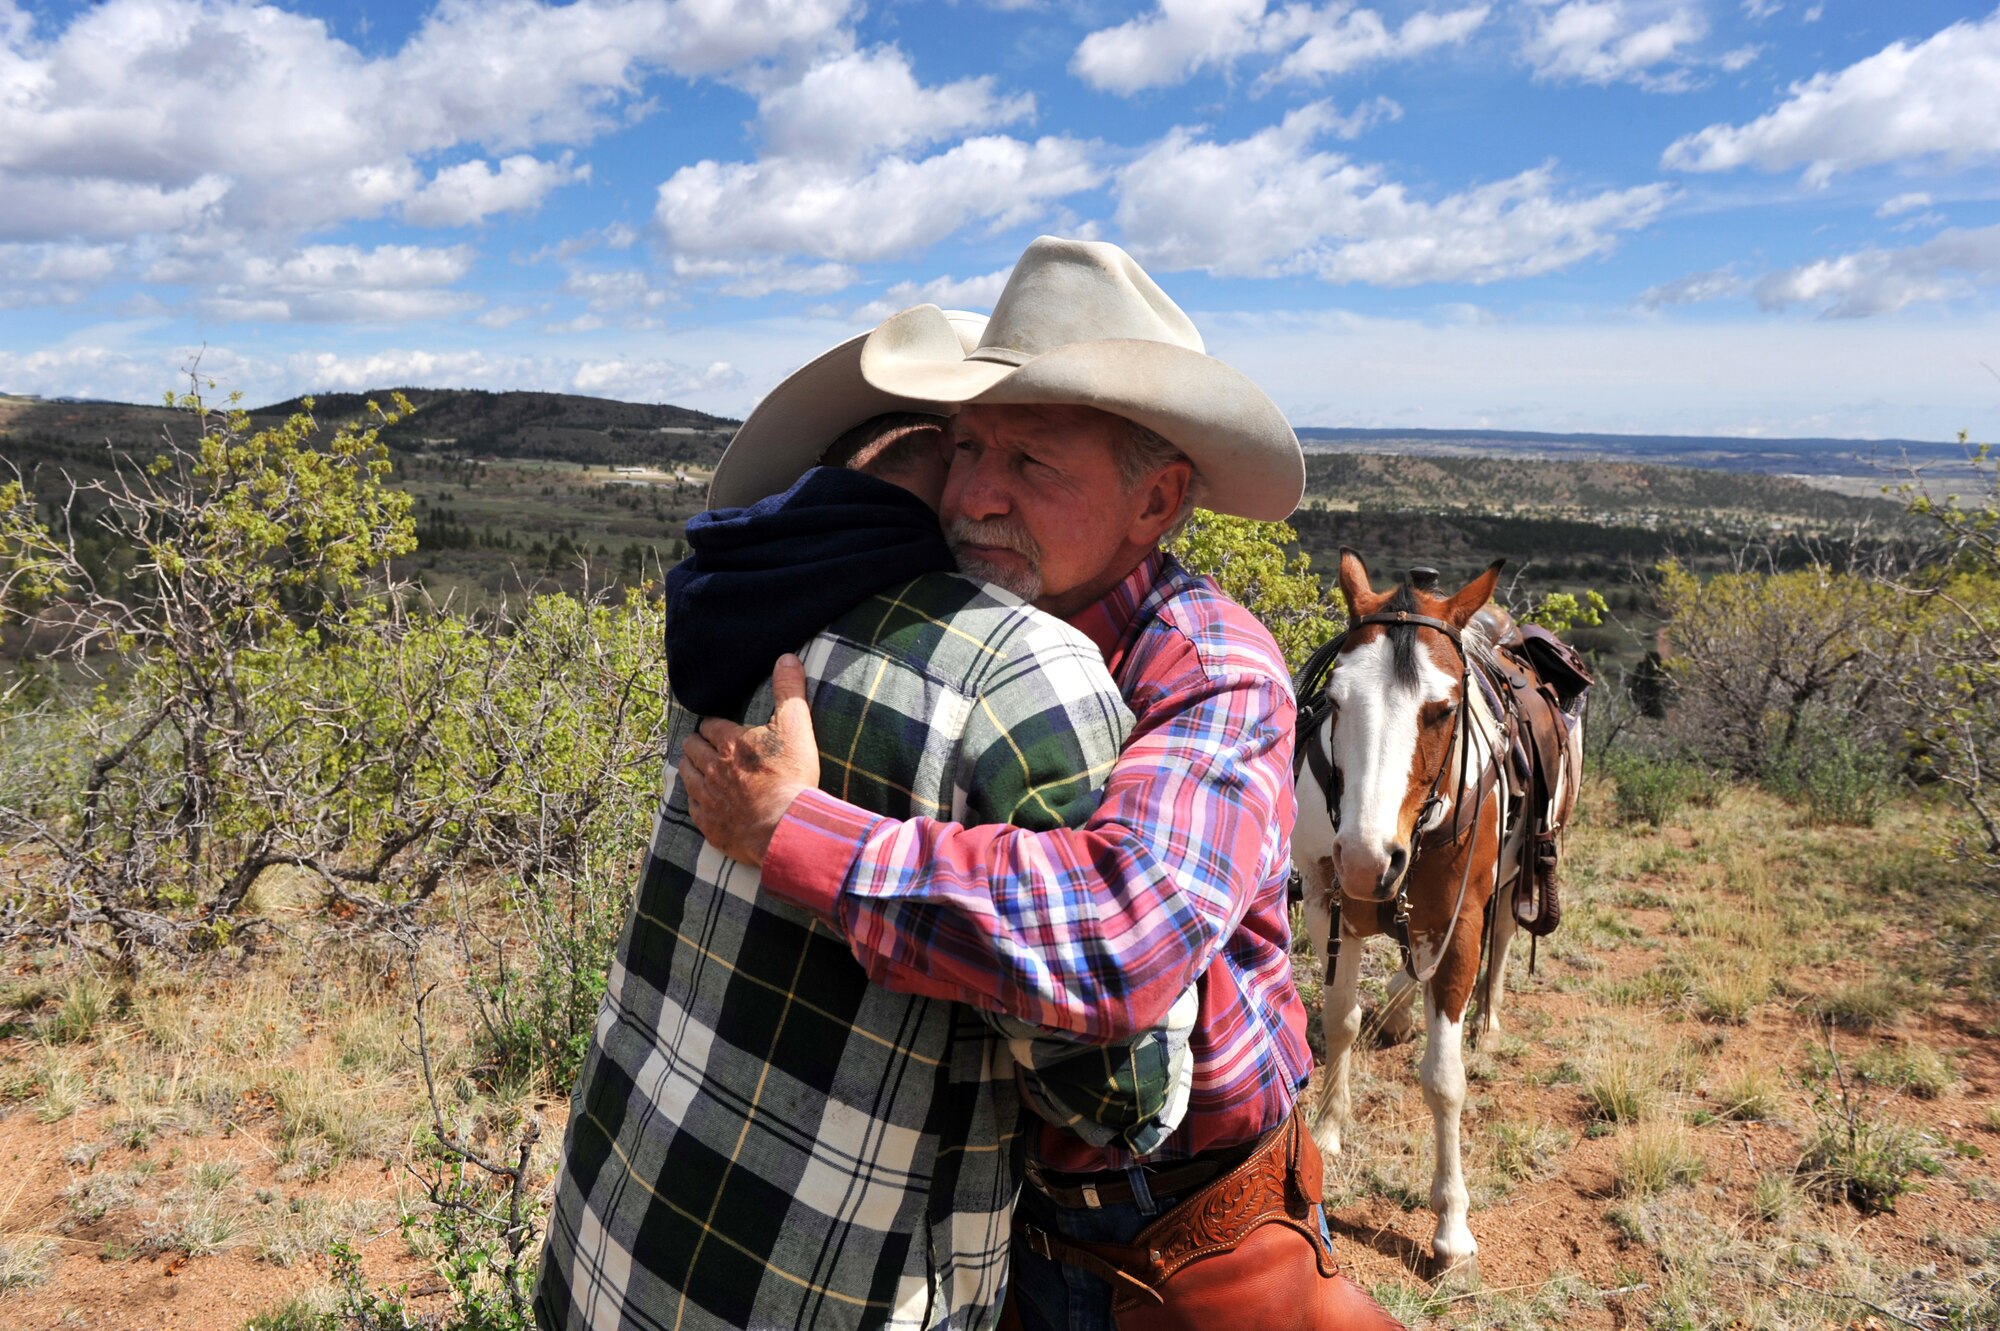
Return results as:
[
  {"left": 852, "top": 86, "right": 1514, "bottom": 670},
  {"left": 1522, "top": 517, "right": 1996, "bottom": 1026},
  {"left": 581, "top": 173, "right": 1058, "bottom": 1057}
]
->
[{"left": 1379, "top": 584, "right": 1499, "bottom": 683}]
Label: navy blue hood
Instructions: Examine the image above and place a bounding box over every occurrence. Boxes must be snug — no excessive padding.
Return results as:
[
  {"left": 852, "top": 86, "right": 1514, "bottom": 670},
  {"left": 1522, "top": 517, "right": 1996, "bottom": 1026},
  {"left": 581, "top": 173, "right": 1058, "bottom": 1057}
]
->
[{"left": 664, "top": 466, "right": 957, "bottom": 716}]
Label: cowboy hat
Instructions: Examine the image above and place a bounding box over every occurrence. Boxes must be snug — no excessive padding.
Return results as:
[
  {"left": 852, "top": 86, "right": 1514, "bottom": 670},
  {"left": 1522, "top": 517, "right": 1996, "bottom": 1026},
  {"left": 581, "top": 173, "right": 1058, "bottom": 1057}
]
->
[
  {"left": 858, "top": 236, "right": 1304, "bottom": 521},
  {"left": 707, "top": 310, "right": 988, "bottom": 510}
]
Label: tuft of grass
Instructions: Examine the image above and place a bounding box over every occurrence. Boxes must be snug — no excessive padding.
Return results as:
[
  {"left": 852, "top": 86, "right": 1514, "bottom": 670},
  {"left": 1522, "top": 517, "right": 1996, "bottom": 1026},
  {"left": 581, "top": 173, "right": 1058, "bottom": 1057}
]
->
[
  {"left": 36, "top": 972, "right": 108, "bottom": 1045},
  {"left": 1584, "top": 1043, "right": 1659, "bottom": 1125},
  {"left": 255, "top": 1196, "right": 389, "bottom": 1269},
  {"left": 1615, "top": 1116, "right": 1705, "bottom": 1197},
  {"left": 1367, "top": 1280, "right": 1450, "bottom": 1324},
  {"left": 1710, "top": 1062, "right": 1783, "bottom": 1123},
  {"left": 61, "top": 1173, "right": 139, "bottom": 1228},
  {"left": 1488, "top": 1118, "right": 1573, "bottom": 1187},
  {"left": 1750, "top": 1172, "right": 1801, "bottom": 1225},
  {"left": 31, "top": 1052, "right": 83, "bottom": 1124},
  {"left": 1807, "top": 979, "right": 1907, "bottom": 1030},
  {"left": 0, "top": 1236, "right": 55, "bottom": 1291},
  {"left": 270, "top": 1068, "right": 397, "bottom": 1167},
  {"left": 244, "top": 1286, "right": 343, "bottom": 1331},
  {"left": 142, "top": 1193, "right": 247, "bottom": 1257},
  {"left": 136, "top": 992, "right": 200, "bottom": 1056},
  {"left": 1690, "top": 951, "right": 1772, "bottom": 1025},
  {"left": 1851, "top": 1043, "right": 1955, "bottom": 1100},
  {"left": 185, "top": 1159, "right": 241, "bottom": 1194}
]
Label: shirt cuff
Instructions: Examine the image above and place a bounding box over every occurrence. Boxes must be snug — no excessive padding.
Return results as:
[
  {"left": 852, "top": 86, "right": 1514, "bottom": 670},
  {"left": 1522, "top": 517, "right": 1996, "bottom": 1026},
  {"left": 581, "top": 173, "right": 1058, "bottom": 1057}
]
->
[{"left": 760, "top": 786, "right": 883, "bottom": 926}]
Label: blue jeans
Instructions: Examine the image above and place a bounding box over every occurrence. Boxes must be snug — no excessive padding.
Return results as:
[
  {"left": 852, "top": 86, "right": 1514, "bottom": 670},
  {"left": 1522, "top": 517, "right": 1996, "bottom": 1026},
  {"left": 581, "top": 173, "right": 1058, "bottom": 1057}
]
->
[{"left": 1008, "top": 1169, "right": 1337, "bottom": 1331}]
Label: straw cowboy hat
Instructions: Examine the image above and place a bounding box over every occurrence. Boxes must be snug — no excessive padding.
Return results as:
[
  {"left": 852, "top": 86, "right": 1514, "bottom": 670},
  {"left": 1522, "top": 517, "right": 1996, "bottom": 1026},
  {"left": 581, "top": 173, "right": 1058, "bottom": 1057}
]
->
[
  {"left": 859, "top": 236, "right": 1304, "bottom": 522},
  {"left": 707, "top": 311, "right": 988, "bottom": 510}
]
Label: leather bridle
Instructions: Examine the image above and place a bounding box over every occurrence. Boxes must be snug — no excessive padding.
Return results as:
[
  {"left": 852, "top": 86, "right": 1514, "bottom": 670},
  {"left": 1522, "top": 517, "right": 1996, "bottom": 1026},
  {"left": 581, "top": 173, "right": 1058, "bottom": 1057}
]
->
[{"left": 1291, "top": 607, "right": 1495, "bottom": 985}]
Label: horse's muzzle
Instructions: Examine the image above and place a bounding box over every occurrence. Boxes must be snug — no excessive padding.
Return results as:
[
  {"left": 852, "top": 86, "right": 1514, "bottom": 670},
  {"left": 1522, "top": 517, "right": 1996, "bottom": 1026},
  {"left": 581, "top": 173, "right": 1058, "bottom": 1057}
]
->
[{"left": 1334, "top": 841, "right": 1408, "bottom": 904}]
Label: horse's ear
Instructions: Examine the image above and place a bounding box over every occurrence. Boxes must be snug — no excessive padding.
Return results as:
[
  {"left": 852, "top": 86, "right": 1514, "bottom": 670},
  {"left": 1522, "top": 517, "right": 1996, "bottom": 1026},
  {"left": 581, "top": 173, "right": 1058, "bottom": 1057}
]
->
[
  {"left": 1445, "top": 558, "right": 1506, "bottom": 627},
  {"left": 1337, "top": 547, "right": 1373, "bottom": 619}
]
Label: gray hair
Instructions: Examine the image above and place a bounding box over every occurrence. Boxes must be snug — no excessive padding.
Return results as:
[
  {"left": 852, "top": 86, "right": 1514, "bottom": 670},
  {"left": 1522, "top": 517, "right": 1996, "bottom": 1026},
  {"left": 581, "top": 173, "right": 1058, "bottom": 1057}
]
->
[
  {"left": 819, "top": 411, "right": 949, "bottom": 474},
  {"left": 1116, "top": 417, "right": 1198, "bottom": 537}
]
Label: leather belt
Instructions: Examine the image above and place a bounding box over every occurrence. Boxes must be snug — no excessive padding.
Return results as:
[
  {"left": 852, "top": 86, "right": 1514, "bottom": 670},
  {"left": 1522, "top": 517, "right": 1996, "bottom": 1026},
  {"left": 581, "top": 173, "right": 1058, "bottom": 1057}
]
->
[{"left": 1024, "top": 1130, "right": 1271, "bottom": 1211}]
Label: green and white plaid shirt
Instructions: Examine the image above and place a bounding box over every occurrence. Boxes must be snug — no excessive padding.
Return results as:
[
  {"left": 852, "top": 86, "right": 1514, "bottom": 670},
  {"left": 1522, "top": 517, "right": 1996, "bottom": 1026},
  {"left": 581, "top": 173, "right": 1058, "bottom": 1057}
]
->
[{"left": 536, "top": 572, "right": 1157, "bottom": 1331}]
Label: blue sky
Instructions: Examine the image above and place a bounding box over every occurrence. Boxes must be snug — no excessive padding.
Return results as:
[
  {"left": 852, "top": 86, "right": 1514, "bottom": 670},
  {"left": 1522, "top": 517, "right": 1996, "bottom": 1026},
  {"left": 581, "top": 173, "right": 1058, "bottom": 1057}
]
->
[{"left": 5, "top": 0, "right": 2000, "bottom": 439}]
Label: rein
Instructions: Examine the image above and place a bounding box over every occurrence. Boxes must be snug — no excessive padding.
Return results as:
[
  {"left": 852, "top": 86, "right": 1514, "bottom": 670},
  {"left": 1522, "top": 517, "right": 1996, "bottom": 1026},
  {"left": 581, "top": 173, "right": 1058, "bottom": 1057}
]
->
[{"left": 1292, "top": 608, "right": 1496, "bottom": 986}]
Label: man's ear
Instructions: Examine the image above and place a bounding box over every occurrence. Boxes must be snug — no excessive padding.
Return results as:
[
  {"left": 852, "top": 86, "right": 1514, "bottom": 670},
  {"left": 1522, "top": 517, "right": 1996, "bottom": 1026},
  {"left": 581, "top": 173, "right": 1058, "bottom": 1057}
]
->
[{"left": 1125, "top": 459, "right": 1193, "bottom": 546}]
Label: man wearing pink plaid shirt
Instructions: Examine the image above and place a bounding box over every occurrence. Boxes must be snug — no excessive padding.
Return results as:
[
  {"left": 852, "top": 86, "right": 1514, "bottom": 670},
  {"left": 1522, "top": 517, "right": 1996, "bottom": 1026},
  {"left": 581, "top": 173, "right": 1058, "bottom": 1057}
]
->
[{"left": 682, "top": 237, "right": 1402, "bottom": 1331}]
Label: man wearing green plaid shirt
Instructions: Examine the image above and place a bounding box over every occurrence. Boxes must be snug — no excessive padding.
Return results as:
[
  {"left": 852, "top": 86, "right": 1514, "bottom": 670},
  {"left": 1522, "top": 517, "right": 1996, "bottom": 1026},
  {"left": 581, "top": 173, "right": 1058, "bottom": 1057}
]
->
[{"left": 536, "top": 370, "right": 1189, "bottom": 1329}]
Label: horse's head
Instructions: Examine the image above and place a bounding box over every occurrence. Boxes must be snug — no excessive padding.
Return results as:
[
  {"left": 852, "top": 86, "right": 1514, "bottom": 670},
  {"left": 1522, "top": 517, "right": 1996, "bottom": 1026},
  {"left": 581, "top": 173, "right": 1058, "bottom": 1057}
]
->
[{"left": 1303, "top": 548, "right": 1504, "bottom": 904}]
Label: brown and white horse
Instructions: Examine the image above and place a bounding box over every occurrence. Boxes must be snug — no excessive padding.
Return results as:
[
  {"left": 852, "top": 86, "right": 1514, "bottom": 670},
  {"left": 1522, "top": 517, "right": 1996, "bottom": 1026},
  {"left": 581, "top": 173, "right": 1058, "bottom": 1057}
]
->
[{"left": 1292, "top": 550, "right": 1558, "bottom": 1286}]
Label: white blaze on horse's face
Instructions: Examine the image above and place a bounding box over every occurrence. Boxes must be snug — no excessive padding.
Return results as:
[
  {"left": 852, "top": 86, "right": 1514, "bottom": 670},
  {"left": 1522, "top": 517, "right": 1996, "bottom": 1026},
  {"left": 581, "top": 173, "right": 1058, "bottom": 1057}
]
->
[{"left": 1328, "top": 629, "right": 1462, "bottom": 903}]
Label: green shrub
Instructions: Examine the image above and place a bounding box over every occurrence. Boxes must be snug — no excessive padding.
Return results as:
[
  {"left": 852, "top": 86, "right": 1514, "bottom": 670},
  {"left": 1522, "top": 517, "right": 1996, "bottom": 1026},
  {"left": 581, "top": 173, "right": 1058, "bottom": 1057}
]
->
[
  {"left": 1604, "top": 751, "right": 1703, "bottom": 826},
  {"left": 1766, "top": 725, "right": 1893, "bottom": 826}
]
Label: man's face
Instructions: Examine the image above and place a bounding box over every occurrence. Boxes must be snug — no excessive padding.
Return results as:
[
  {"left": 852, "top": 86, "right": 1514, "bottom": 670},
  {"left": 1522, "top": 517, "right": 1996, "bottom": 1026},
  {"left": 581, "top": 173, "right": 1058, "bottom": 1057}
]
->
[{"left": 942, "top": 403, "right": 1165, "bottom": 617}]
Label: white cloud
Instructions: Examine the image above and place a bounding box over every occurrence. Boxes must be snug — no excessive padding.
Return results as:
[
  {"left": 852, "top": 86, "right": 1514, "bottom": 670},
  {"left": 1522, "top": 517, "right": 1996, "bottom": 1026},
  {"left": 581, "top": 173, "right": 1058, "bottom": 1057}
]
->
[
  {"left": 563, "top": 267, "right": 668, "bottom": 312},
  {"left": 1664, "top": 10, "right": 2000, "bottom": 183},
  {"left": 0, "top": 174, "right": 232, "bottom": 243},
  {"left": 144, "top": 242, "right": 480, "bottom": 323},
  {"left": 853, "top": 266, "right": 1013, "bottom": 322},
  {"left": 1071, "top": 0, "right": 1489, "bottom": 94},
  {"left": 475, "top": 305, "right": 533, "bottom": 329},
  {"left": 1268, "top": 3, "right": 1490, "bottom": 85},
  {"left": 1523, "top": 1, "right": 1708, "bottom": 92},
  {"left": 1878, "top": 192, "right": 1934, "bottom": 218},
  {"left": 1113, "top": 103, "right": 1670, "bottom": 284},
  {"left": 757, "top": 46, "right": 1034, "bottom": 165},
  {"left": 1754, "top": 224, "right": 2000, "bottom": 318},
  {"left": 0, "top": 242, "right": 125, "bottom": 306},
  {"left": 404, "top": 153, "right": 587, "bottom": 227},
  {"left": 0, "top": 0, "right": 854, "bottom": 244},
  {"left": 1741, "top": 0, "right": 1780, "bottom": 19},
  {"left": 0, "top": 341, "right": 277, "bottom": 404},
  {"left": 544, "top": 313, "right": 607, "bottom": 334},
  {"left": 1636, "top": 266, "right": 1746, "bottom": 308},
  {"left": 282, "top": 346, "right": 743, "bottom": 403},
  {"left": 1319, "top": 95, "right": 1405, "bottom": 139},
  {"left": 655, "top": 134, "right": 1100, "bottom": 264},
  {"left": 669, "top": 257, "right": 860, "bottom": 297}
]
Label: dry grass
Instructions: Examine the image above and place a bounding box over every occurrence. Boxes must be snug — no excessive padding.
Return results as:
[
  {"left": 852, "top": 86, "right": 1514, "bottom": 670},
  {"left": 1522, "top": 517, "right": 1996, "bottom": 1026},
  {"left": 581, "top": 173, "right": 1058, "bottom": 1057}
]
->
[
  {"left": 1582, "top": 1039, "right": 1662, "bottom": 1126},
  {"left": 1849, "top": 1042, "right": 1956, "bottom": 1099},
  {"left": 1709, "top": 1061, "right": 1784, "bottom": 1123},
  {"left": 1614, "top": 1115, "right": 1705, "bottom": 1196},
  {"left": 1807, "top": 978, "right": 1911, "bottom": 1030},
  {"left": 0, "top": 1235, "right": 55, "bottom": 1291}
]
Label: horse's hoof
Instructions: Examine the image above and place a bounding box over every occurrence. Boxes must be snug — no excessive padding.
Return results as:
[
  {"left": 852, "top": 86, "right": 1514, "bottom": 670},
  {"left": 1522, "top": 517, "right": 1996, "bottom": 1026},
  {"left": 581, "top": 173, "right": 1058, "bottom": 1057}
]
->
[
  {"left": 1427, "top": 1251, "right": 1479, "bottom": 1292},
  {"left": 1311, "top": 1123, "right": 1343, "bottom": 1160},
  {"left": 1366, "top": 1010, "right": 1414, "bottom": 1047}
]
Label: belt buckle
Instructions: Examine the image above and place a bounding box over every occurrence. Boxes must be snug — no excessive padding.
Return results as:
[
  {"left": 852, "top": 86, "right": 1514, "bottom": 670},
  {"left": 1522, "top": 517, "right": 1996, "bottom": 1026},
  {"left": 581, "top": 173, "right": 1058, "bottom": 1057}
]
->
[{"left": 1024, "top": 1224, "right": 1055, "bottom": 1260}]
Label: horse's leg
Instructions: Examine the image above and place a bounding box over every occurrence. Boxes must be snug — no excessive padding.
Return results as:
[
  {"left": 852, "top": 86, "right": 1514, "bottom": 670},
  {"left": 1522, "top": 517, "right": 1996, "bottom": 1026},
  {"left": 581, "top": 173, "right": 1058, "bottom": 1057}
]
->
[
  {"left": 1480, "top": 865, "right": 1518, "bottom": 1041},
  {"left": 1378, "top": 960, "right": 1420, "bottom": 1045},
  {"left": 1417, "top": 923, "right": 1484, "bottom": 1288},
  {"left": 1310, "top": 885, "right": 1365, "bottom": 1159}
]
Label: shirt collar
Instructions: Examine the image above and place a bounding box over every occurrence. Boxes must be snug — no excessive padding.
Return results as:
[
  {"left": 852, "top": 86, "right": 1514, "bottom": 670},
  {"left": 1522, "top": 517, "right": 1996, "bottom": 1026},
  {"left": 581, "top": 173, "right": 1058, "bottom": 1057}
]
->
[{"left": 1065, "top": 550, "right": 1167, "bottom": 672}]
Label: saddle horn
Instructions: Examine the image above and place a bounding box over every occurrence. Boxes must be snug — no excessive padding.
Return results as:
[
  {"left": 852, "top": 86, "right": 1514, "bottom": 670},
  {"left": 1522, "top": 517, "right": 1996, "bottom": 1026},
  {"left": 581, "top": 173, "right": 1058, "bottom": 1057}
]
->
[{"left": 1406, "top": 566, "right": 1440, "bottom": 592}]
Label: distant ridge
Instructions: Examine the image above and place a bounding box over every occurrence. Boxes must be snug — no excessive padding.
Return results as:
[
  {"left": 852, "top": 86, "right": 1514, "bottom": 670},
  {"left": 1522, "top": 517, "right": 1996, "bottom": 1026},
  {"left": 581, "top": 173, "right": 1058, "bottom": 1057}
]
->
[
  {"left": 248, "top": 386, "right": 741, "bottom": 468},
  {"left": 1296, "top": 425, "right": 1975, "bottom": 478},
  {"left": 1297, "top": 426, "right": 1951, "bottom": 450}
]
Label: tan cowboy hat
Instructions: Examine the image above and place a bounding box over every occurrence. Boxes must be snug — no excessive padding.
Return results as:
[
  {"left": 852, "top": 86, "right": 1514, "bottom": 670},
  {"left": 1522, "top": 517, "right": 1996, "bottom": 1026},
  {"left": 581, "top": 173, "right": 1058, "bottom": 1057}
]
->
[
  {"left": 707, "top": 310, "right": 988, "bottom": 510},
  {"left": 858, "top": 236, "right": 1304, "bottom": 521}
]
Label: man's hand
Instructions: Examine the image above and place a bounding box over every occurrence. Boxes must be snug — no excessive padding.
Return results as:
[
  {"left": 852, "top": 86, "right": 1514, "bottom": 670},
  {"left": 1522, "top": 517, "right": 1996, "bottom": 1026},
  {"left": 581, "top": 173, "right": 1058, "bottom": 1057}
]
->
[{"left": 680, "top": 654, "right": 819, "bottom": 867}]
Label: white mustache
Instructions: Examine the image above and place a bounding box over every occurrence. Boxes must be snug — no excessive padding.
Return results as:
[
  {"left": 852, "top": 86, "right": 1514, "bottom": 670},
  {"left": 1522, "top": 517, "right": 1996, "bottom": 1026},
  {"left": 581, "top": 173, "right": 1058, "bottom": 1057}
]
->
[{"left": 947, "top": 517, "right": 1041, "bottom": 564}]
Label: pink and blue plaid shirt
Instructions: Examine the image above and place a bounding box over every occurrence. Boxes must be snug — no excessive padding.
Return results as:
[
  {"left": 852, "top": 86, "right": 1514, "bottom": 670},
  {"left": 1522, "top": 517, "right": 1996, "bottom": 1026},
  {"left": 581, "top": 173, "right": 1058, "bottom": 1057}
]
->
[{"left": 763, "top": 551, "right": 1314, "bottom": 1172}]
